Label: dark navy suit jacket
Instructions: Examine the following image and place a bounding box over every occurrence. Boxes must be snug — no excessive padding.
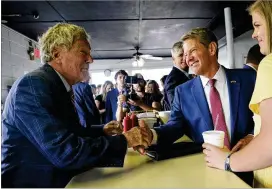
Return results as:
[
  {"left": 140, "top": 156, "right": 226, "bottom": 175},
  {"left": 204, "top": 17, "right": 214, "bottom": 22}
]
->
[
  {"left": 163, "top": 67, "right": 190, "bottom": 110},
  {"left": 243, "top": 64, "right": 256, "bottom": 72},
  {"left": 1, "top": 64, "right": 127, "bottom": 188},
  {"left": 72, "top": 82, "right": 101, "bottom": 126},
  {"left": 155, "top": 68, "right": 256, "bottom": 148}
]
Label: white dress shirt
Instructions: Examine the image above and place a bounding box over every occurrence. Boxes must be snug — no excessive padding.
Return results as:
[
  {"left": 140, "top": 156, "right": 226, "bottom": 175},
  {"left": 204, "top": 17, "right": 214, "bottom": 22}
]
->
[
  {"left": 151, "top": 66, "right": 231, "bottom": 144},
  {"left": 54, "top": 69, "right": 71, "bottom": 92}
]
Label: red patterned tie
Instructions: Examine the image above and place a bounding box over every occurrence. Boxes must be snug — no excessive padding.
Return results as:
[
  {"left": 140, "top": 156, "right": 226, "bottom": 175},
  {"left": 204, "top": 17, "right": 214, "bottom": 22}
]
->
[{"left": 209, "top": 79, "right": 230, "bottom": 149}]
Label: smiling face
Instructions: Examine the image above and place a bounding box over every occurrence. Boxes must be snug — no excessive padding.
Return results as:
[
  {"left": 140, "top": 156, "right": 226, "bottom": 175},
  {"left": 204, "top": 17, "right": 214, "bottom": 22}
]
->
[
  {"left": 183, "top": 38, "right": 215, "bottom": 77},
  {"left": 172, "top": 51, "right": 189, "bottom": 72},
  {"left": 53, "top": 39, "right": 93, "bottom": 85},
  {"left": 146, "top": 83, "right": 155, "bottom": 94},
  {"left": 251, "top": 11, "right": 268, "bottom": 55}
]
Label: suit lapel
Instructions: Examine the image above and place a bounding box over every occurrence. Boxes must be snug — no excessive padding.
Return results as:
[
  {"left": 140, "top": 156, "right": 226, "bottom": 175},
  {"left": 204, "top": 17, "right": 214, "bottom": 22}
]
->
[
  {"left": 224, "top": 68, "right": 240, "bottom": 138},
  {"left": 191, "top": 77, "right": 213, "bottom": 130}
]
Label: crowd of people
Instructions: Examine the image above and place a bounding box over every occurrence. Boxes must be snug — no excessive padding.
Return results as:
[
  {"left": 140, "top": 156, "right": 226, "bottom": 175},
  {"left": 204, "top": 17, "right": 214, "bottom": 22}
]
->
[{"left": 1, "top": 0, "right": 271, "bottom": 188}]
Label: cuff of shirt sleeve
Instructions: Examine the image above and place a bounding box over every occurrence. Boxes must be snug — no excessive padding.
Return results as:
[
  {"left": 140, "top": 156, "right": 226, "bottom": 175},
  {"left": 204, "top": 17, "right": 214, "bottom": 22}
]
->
[{"left": 151, "top": 129, "right": 158, "bottom": 145}]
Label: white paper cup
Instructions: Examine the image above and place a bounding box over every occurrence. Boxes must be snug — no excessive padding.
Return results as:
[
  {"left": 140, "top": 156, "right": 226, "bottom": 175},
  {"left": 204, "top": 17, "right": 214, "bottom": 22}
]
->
[
  {"left": 139, "top": 118, "right": 157, "bottom": 128},
  {"left": 158, "top": 111, "right": 171, "bottom": 124},
  {"left": 202, "top": 130, "right": 225, "bottom": 148}
]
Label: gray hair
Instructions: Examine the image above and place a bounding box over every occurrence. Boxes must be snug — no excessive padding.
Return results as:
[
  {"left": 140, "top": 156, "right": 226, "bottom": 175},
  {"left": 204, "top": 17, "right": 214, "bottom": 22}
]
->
[{"left": 171, "top": 41, "right": 183, "bottom": 57}]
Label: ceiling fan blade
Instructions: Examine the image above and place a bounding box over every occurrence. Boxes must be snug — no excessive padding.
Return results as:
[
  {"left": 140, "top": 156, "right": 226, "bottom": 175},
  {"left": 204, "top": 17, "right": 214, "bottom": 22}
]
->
[
  {"left": 140, "top": 54, "right": 163, "bottom": 60},
  {"left": 143, "top": 56, "right": 163, "bottom": 60},
  {"left": 139, "top": 54, "right": 152, "bottom": 58}
]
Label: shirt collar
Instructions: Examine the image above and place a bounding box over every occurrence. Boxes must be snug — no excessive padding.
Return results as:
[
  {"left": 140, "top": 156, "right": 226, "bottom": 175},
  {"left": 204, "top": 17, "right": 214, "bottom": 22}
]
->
[
  {"left": 53, "top": 69, "right": 71, "bottom": 92},
  {"left": 200, "top": 65, "right": 226, "bottom": 87},
  {"left": 174, "top": 65, "right": 190, "bottom": 78}
]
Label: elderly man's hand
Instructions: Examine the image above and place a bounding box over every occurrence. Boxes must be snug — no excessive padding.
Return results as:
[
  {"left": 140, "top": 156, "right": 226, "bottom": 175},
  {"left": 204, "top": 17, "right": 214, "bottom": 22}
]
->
[
  {"left": 202, "top": 143, "right": 230, "bottom": 170},
  {"left": 231, "top": 134, "right": 254, "bottom": 153},
  {"left": 103, "top": 121, "right": 123, "bottom": 135},
  {"left": 123, "top": 120, "right": 153, "bottom": 148}
]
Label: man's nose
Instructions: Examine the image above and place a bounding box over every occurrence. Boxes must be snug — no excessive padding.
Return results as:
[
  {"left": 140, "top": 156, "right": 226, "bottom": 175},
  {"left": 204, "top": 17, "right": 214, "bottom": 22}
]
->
[
  {"left": 87, "top": 54, "right": 93, "bottom": 64},
  {"left": 185, "top": 56, "right": 191, "bottom": 66}
]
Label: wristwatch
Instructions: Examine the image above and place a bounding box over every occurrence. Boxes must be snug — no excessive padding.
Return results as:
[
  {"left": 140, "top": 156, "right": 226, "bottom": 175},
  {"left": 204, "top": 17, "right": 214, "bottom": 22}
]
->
[{"left": 225, "top": 153, "right": 233, "bottom": 172}]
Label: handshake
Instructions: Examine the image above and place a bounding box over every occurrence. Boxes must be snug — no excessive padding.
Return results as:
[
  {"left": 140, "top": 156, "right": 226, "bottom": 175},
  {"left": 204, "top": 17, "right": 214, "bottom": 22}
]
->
[{"left": 104, "top": 119, "right": 153, "bottom": 151}]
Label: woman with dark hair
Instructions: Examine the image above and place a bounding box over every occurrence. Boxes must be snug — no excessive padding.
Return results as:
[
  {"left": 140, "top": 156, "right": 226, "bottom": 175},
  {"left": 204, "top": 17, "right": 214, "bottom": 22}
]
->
[
  {"left": 95, "top": 80, "right": 114, "bottom": 123},
  {"left": 145, "top": 80, "right": 163, "bottom": 103}
]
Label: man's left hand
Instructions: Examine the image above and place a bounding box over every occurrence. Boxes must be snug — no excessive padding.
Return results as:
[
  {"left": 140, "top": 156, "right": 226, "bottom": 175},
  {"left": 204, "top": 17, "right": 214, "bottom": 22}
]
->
[
  {"left": 231, "top": 134, "right": 254, "bottom": 153},
  {"left": 103, "top": 121, "right": 123, "bottom": 135},
  {"left": 202, "top": 143, "right": 230, "bottom": 170}
]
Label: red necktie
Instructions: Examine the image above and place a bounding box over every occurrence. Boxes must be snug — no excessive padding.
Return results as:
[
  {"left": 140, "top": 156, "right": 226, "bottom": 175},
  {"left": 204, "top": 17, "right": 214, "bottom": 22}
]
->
[{"left": 209, "top": 79, "right": 231, "bottom": 149}]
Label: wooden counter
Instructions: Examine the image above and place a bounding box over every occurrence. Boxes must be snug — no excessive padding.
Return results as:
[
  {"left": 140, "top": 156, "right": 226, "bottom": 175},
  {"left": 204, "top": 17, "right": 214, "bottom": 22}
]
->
[{"left": 66, "top": 149, "right": 250, "bottom": 188}]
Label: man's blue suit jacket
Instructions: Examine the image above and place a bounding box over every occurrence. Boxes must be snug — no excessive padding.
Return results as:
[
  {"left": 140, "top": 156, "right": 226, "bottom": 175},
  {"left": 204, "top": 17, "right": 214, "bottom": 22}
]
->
[
  {"left": 72, "top": 82, "right": 101, "bottom": 126},
  {"left": 1, "top": 64, "right": 127, "bottom": 188},
  {"left": 105, "top": 88, "right": 119, "bottom": 122},
  {"left": 154, "top": 68, "right": 256, "bottom": 148}
]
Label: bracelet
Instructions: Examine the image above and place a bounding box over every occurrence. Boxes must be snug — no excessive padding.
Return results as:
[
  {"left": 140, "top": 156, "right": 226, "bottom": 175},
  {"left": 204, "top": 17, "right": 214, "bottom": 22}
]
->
[{"left": 225, "top": 152, "right": 234, "bottom": 172}]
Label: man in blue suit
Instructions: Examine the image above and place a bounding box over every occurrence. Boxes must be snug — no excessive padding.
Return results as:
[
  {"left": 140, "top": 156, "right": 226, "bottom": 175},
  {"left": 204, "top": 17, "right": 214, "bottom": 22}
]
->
[
  {"left": 105, "top": 70, "right": 128, "bottom": 122},
  {"left": 150, "top": 28, "right": 255, "bottom": 149},
  {"left": 144, "top": 28, "right": 255, "bottom": 185},
  {"left": 72, "top": 71, "right": 101, "bottom": 126},
  {"left": 243, "top": 44, "right": 264, "bottom": 71},
  {"left": 163, "top": 41, "right": 190, "bottom": 110},
  {"left": 1, "top": 23, "right": 151, "bottom": 188}
]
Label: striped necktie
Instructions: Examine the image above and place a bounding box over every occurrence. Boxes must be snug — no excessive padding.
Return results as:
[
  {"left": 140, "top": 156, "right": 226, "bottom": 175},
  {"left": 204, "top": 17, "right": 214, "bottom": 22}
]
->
[{"left": 69, "top": 90, "right": 78, "bottom": 117}]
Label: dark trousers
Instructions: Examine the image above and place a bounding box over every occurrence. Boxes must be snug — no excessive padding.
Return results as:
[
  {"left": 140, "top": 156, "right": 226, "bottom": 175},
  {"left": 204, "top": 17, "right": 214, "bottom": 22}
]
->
[{"left": 235, "top": 171, "right": 253, "bottom": 187}]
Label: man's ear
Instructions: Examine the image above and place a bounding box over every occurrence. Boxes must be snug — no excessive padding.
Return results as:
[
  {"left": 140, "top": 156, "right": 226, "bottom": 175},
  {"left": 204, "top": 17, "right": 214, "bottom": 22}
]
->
[
  {"left": 52, "top": 48, "right": 62, "bottom": 63},
  {"left": 208, "top": 42, "right": 217, "bottom": 56}
]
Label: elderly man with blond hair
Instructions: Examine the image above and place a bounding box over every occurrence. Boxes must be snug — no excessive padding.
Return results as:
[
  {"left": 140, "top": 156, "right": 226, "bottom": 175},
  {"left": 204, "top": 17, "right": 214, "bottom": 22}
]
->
[{"left": 1, "top": 23, "right": 152, "bottom": 188}]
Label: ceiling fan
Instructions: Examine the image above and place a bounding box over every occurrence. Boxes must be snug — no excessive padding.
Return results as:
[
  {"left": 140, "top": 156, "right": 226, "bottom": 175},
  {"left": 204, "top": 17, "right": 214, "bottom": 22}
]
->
[{"left": 132, "top": 46, "right": 163, "bottom": 67}]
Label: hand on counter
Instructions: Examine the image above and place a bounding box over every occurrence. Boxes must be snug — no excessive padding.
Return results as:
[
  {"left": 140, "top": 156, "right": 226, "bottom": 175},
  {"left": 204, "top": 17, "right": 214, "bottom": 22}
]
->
[
  {"left": 231, "top": 134, "right": 254, "bottom": 153},
  {"left": 103, "top": 121, "right": 123, "bottom": 135},
  {"left": 133, "top": 120, "right": 153, "bottom": 155},
  {"left": 202, "top": 143, "right": 230, "bottom": 170},
  {"left": 123, "top": 119, "right": 153, "bottom": 148}
]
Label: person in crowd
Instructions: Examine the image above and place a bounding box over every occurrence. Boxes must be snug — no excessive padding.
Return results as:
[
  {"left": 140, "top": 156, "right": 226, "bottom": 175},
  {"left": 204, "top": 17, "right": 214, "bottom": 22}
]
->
[
  {"left": 134, "top": 73, "right": 144, "bottom": 80},
  {"left": 1, "top": 23, "right": 152, "bottom": 188},
  {"left": 203, "top": 1, "right": 272, "bottom": 187},
  {"left": 160, "top": 75, "right": 168, "bottom": 91},
  {"left": 96, "top": 84, "right": 102, "bottom": 95},
  {"left": 243, "top": 44, "right": 265, "bottom": 71},
  {"left": 105, "top": 70, "right": 128, "bottom": 122},
  {"left": 137, "top": 28, "right": 256, "bottom": 185},
  {"left": 160, "top": 75, "right": 168, "bottom": 110},
  {"left": 72, "top": 70, "right": 101, "bottom": 126},
  {"left": 163, "top": 41, "right": 191, "bottom": 110},
  {"left": 116, "top": 78, "right": 161, "bottom": 121},
  {"left": 145, "top": 80, "right": 163, "bottom": 102},
  {"left": 90, "top": 84, "right": 97, "bottom": 99},
  {"left": 95, "top": 81, "right": 114, "bottom": 123}
]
